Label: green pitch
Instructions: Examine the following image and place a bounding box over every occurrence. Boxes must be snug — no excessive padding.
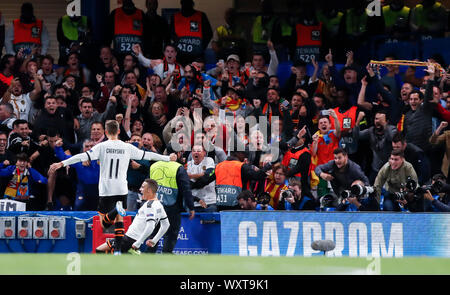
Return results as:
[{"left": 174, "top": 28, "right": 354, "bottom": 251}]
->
[{"left": 0, "top": 254, "right": 449, "bottom": 275}]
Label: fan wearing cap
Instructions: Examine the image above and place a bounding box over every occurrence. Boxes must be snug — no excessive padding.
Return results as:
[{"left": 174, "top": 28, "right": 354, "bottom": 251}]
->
[{"left": 216, "top": 87, "right": 244, "bottom": 114}]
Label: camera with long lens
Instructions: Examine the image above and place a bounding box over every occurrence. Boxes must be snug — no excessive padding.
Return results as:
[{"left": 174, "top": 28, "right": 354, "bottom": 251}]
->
[
  {"left": 340, "top": 184, "right": 374, "bottom": 200},
  {"left": 340, "top": 190, "right": 351, "bottom": 199},
  {"left": 392, "top": 177, "right": 417, "bottom": 201},
  {"left": 393, "top": 177, "right": 444, "bottom": 201},
  {"left": 257, "top": 192, "right": 271, "bottom": 209},
  {"left": 350, "top": 184, "right": 374, "bottom": 200},
  {"left": 281, "top": 189, "right": 295, "bottom": 201},
  {"left": 320, "top": 193, "right": 337, "bottom": 209},
  {"left": 415, "top": 179, "right": 444, "bottom": 198}
]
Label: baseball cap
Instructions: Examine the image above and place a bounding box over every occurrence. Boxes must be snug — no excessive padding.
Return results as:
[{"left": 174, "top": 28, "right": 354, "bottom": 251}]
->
[{"left": 227, "top": 54, "right": 240, "bottom": 63}]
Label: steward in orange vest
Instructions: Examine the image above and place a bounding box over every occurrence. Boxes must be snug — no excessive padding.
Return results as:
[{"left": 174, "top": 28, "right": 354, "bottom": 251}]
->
[
  {"left": 106, "top": 0, "right": 144, "bottom": 56},
  {"left": 292, "top": 8, "right": 322, "bottom": 63},
  {"left": 7, "top": 3, "right": 49, "bottom": 56},
  {"left": 281, "top": 127, "right": 312, "bottom": 192},
  {"left": 209, "top": 150, "right": 270, "bottom": 211},
  {"left": 170, "top": 0, "right": 213, "bottom": 65}
]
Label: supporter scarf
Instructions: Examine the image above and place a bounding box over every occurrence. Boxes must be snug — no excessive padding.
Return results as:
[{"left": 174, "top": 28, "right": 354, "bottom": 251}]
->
[
  {"left": 315, "top": 130, "right": 333, "bottom": 144},
  {"left": 264, "top": 177, "right": 288, "bottom": 209},
  {"left": 0, "top": 73, "right": 14, "bottom": 86},
  {"left": 163, "top": 57, "right": 181, "bottom": 83},
  {"left": 4, "top": 168, "right": 30, "bottom": 201},
  {"left": 228, "top": 71, "right": 248, "bottom": 86}
]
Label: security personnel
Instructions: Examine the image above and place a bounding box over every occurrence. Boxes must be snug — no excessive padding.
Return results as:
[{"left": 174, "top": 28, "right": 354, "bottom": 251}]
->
[
  {"left": 171, "top": 0, "right": 213, "bottom": 66},
  {"left": 5, "top": 3, "right": 49, "bottom": 56},
  {"left": 57, "top": 14, "right": 92, "bottom": 65},
  {"left": 148, "top": 160, "right": 195, "bottom": 253},
  {"left": 251, "top": 0, "right": 276, "bottom": 58},
  {"left": 212, "top": 8, "right": 246, "bottom": 61},
  {"left": 332, "top": 105, "right": 358, "bottom": 134},
  {"left": 292, "top": 3, "right": 322, "bottom": 63},
  {"left": 143, "top": 0, "right": 170, "bottom": 59},
  {"left": 315, "top": 5, "right": 343, "bottom": 58},
  {"left": 281, "top": 126, "right": 312, "bottom": 192},
  {"left": 106, "top": 0, "right": 145, "bottom": 58},
  {"left": 410, "top": 0, "right": 448, "bottom": 38},
  {"left": 382, "top": 0, "right": 411, "bottom": 37},
  {"left": 213, "top": 150, "right": 270, "bottom": 211}
]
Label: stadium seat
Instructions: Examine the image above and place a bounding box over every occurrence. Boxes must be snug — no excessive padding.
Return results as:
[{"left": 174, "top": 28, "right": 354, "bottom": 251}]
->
[
  {"left": 375, "top": 41, "right": 420, "bottom": 61},
  {"left": 204, "top": 48, "right": 217, "bottom": 65},
  {"left": 277, "top": 61, "right": 293, "bottom": 88},
  {"left": 421, "top": 37, "right": 450, "bottom": 66}
]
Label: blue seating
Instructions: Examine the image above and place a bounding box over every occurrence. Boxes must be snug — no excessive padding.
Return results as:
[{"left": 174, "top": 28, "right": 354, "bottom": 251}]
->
[
  {"left": 421, "top": 37, "right": 450, "bottom": 66},
  {"left": 276, "top": 61, "right": 293, "bottom": 88},
  {"left": 375, "top": 41, "right": 420, "bottom": 61}
]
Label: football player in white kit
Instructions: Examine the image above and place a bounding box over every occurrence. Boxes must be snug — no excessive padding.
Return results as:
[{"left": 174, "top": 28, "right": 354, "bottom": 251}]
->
[
  {"left": 49, "top": 120, "right": 176, "bottom": 254},
  {"left": 95, "top": 178, "right": 170, "bottom": 254}
]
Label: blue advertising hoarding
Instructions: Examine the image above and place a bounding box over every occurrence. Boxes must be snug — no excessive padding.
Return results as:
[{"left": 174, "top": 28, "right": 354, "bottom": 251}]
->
[
  {"left": 0, "top": 212, "right": 221, "bottom": 254},
  {"left": 220, "top": 211, "right": 450, "bottom": 257}
]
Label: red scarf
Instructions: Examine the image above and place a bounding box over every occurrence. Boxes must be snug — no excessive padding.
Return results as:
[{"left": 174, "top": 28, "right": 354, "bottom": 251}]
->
[
  {"left": 0, "top": 73, "right": 14, "bottom": 86},
  {"left": 164, "top": 57, "right": 181, "bottom": 83}
]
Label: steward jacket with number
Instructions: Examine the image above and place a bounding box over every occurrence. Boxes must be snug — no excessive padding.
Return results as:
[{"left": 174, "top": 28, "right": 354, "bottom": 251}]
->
[
  {"left": 150, "top": 162, "right": 195, "bottom": 212},
  {"left": 5, "top": 17, "right": 50, "bottom": 55},
  {"left": 203, "top": 156, "right": 269, "bottom": 193},
  {"left": 170, "top": 9, "right": 213, "bottom": 63},
  {"left": 105, "top": 6, "right": 145, "bottom": 54},
  {"left": 282, "top": 145, "right": 312, "bottom": 191}
]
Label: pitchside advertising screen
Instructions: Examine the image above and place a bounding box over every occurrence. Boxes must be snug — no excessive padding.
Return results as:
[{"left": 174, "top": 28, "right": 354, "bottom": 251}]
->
[{"left": 220, "top": 211, "right": 450, "bottom": 257}]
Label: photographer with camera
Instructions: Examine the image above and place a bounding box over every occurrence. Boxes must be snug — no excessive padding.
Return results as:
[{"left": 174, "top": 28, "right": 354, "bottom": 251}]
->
[
  {"left": 314, "top": 147, "right": 370, "bottom": 199},
  {"left": 336, "top": 180, "right": 379, "bottom": 211},
  {"left": 374, "top": 149, "right": 419, "bottom": 211},
  {"left": 419, "top": 174, "right": 450, "bottom": 212},
  {"left": 277, "top": 179, "right": 316, "bottom": 211},
  {"left": 237, "top": 190, "right": 274, "bottom": 210}
]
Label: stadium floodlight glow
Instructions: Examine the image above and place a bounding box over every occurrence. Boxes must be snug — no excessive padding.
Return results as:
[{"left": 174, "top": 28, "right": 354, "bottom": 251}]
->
[
  {"left": 17, "top": 217, "right": 33, "bottom": 239},
  {"left": 48, "top": 217, "right": 66, "bottom": 240},
  {"left": 32, "top": 217, "right": 48, "bottom": 239},
  {"left": 0, "top": 217, "right": 16, "bottom": 239}
]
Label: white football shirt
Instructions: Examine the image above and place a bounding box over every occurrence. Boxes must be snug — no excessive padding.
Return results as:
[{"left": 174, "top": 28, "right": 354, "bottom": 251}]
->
[
  {"left": 61, "top": 140, "right": 170, "bottom": 196},
  {"left": 126, "top": 199, "right": 167, "bottom": 242},
  {"left": 187, "top": 157, "right": 216, "bottom": 206}
]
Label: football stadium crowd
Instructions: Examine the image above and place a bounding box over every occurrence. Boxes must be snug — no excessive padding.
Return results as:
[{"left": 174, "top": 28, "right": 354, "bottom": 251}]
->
[{"left": 0, "top": 0, "right": 450, "bottom": 213}]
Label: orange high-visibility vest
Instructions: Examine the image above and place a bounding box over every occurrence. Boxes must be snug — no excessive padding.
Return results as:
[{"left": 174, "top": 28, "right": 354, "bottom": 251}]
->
[
  {"left": 215, "top": 160, "right": 243, "bottom": 207},
  {"left": 113, "top": 7, "right": 143, "bottom": 53},
  {"left": 174, "top": 11, "right": 204, "bottom": 56},
  {"left": 282, "top": 147, "right": 311, "bottom": 178},
  {"left": 295, "top": 22, "right": 322, "bottom": 62},
  {"left": 331, "top": 106, "right": 357, "bottom": 132},
  {"left": 13, "top": 19, "right": 42, "bottom": 52}
]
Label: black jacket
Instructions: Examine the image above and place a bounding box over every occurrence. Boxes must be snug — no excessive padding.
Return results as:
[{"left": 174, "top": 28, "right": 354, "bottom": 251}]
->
[{"left": 315, "top": 159, "right": 369, "bottom": 197}]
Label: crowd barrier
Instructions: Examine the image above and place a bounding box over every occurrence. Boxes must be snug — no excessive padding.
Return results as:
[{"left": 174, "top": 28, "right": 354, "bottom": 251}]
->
[{"left": 1, "top": 210, "right": 449, "bottom": 257}]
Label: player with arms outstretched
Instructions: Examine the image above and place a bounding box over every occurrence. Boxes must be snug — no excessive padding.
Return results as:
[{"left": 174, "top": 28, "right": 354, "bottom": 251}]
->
[
  {"left": 49, "top": 120, "right": 176, "bottom": 254},
  {"left": 95, "top": 178, "right": 170, "bottom": 254}
]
